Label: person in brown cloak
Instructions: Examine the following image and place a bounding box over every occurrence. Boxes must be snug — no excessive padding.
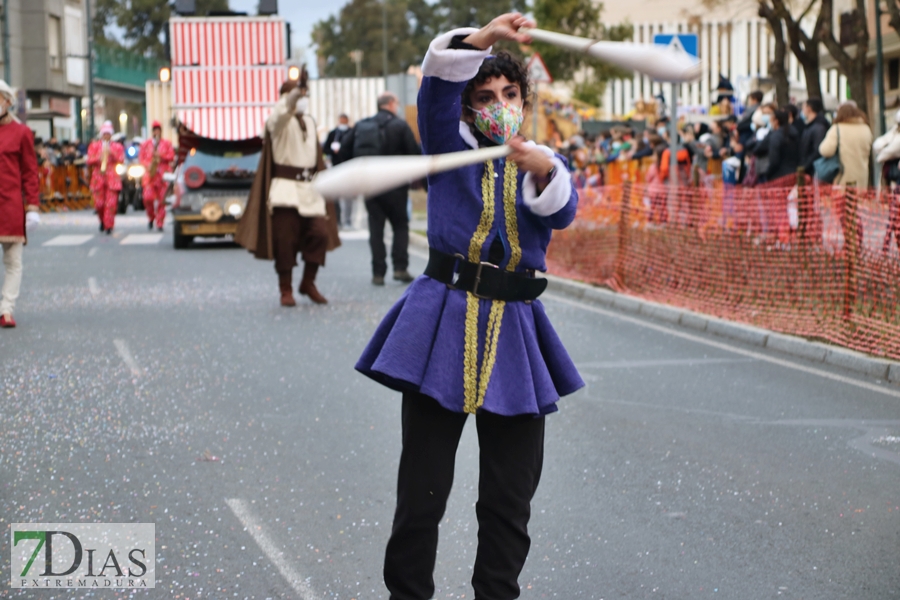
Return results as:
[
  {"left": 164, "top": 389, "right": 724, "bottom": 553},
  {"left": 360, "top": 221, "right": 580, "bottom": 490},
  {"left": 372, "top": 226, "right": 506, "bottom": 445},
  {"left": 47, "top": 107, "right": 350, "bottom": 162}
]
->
[{"left": 236, "top": 68, "right": 340, "bottom": 306}]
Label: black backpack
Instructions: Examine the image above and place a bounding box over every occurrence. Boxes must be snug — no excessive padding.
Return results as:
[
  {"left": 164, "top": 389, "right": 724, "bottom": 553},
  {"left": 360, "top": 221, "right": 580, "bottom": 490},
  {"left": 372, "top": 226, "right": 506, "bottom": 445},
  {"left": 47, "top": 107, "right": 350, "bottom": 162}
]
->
[{"left": 352, "top": 116, "right": 387, "bottom": 157}]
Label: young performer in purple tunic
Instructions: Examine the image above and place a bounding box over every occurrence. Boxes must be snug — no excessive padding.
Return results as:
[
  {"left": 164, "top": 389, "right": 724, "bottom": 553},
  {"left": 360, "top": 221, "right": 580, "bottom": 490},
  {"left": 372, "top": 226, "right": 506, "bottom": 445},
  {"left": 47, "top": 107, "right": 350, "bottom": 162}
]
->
[{"left": 355, "top": 13, "right": 584, "bottom": 599}]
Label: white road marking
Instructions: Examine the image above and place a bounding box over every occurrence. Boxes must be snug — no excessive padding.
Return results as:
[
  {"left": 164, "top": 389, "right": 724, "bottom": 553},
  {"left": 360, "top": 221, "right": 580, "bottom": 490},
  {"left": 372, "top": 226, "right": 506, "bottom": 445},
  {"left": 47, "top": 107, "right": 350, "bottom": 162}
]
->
[
  {"left": 120, "top": 233, "right": 164, "bottom": 245},
  {"left": 578, "top": 358, "right": 754, "bottom": 369},
  {"left": 226, "top": 498, "right": 320, "bottom": 600},
  {"left": 113, "top": 339, "right": 142, "bottom": 377},
  {"left": 88, "top": 277, "right": 100, "bottom": 297},
  {"left": 544, "top": 293, "right": 900, "bottom": 399},
  {"left": 88, "top": 247, "right": 99, "bottom": 257},
  {"left": 42, "top": 234, "right": 93, "bottom": 246}
]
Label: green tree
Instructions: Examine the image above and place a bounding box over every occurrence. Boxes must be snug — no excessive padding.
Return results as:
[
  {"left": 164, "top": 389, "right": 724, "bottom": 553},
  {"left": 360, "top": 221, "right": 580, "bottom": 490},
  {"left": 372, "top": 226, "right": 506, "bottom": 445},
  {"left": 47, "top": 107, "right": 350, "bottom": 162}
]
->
[
  {"left": 431, "top": 0, "right": 528, "bottom": 31},
  {"left": 532, "top": 0, "right": 632, "bottom": 106},
  {"left": 313, "top": 0, "right": 436, "bottom": 77},
  {"left": 94, "top": 0, "right": 229, "bottom": 59}
]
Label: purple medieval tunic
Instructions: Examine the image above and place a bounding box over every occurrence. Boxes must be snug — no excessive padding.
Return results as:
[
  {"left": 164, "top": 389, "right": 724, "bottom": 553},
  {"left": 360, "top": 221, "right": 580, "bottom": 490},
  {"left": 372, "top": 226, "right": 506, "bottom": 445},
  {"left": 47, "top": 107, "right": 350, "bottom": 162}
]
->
[{"left": 355, "top": 28, "right": 584, "bottom": 416}]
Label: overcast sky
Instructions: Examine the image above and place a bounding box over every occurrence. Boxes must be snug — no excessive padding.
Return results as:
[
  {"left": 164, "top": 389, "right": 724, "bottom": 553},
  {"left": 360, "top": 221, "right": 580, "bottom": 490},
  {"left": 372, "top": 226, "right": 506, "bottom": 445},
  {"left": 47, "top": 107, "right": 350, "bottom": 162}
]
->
[{"left": 228, "top": 0, "right": 343, "bottom": 77}]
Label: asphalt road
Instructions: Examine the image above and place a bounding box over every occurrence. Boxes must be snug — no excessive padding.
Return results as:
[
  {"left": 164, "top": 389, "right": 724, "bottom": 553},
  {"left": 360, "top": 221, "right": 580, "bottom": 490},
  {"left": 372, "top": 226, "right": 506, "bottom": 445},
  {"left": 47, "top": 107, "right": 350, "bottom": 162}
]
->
[{"left": 1, "top": 211, "right": 899, "bottom": 600}]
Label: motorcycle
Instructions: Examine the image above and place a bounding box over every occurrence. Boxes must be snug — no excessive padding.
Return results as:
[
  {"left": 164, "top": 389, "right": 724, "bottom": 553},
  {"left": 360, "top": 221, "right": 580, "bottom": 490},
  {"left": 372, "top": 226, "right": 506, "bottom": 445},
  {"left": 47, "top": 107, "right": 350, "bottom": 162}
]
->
[{"left": 117, "top": 138, "right": 146, "bottom": 214}]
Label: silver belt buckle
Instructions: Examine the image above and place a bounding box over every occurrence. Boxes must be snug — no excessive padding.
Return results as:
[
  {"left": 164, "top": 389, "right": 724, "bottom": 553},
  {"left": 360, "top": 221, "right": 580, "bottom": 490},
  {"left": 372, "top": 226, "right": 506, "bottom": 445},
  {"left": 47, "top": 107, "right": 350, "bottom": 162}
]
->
[{"left": 472, "top": 261, "right": 498, "bottom": 299}]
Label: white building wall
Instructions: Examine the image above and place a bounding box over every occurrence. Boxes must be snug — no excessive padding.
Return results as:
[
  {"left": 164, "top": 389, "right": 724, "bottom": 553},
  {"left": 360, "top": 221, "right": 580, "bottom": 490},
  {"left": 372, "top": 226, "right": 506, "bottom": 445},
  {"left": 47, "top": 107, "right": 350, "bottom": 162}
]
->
[{"left": 308, "top": 77, "right": 386, "bottom": 134}]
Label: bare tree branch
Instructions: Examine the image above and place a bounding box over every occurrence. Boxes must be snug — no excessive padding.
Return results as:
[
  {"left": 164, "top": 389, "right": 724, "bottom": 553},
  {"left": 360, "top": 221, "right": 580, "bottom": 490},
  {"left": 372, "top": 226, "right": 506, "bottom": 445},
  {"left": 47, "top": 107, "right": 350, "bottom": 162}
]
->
[
  {"left": 816, "top": 0, "right": 870, "bottom": 115},
  {"left": 771, "top": 0, "right": 823, "bottom": 99},
  {"left": 758, "top": 1, "right": 791, "bottom": 105}
]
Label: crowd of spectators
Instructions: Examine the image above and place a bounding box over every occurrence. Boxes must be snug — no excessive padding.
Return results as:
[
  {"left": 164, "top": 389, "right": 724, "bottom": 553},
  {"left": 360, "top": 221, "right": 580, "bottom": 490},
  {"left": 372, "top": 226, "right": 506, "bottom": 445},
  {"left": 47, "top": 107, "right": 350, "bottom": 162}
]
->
[
  {"left": 551, "top": 86, "right": 879, "bottom": 191},
  {"left": 34, "top": 136, "right": 87, "bottom": 168}
]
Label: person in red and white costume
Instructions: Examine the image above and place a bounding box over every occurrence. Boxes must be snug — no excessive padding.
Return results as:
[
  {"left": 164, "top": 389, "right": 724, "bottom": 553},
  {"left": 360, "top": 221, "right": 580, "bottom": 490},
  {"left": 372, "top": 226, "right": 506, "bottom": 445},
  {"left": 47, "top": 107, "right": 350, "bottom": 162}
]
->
[
  {"left": 0, "top": 79, "right": 40, "bottom": 328},
  {"left": 86, "top": 121, "right": 125, "bottom": 234},
  {"left": 139, "top": 120, "right": 175, "bottom": 231}
]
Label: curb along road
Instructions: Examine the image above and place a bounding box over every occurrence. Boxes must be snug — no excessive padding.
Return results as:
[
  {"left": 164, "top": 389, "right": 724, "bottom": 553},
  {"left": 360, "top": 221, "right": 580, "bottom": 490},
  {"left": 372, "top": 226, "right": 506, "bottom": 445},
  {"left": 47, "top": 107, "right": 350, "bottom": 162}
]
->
[
  {"left": 409, "top": 232, "right": 900, "bottom": 386},
  {"left": 545, "top": 274, "right": 900, "bottom": 385}
]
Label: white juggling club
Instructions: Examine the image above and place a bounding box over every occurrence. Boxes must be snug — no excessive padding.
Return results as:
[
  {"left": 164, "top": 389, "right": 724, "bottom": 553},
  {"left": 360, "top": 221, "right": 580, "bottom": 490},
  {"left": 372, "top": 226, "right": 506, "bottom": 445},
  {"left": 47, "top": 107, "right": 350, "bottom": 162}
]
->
[
  {"left": 314, "top": 145, "right": 512, "bottom": 199},
  {"left": 522, "top": 28, "right": 701, "bottom": 83}
]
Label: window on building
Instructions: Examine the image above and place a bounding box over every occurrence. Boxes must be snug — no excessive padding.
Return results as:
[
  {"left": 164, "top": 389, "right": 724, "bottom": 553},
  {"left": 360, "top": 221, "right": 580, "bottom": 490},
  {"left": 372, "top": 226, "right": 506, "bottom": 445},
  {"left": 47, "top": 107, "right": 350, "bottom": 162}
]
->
[
  {"left": 49, "top": 15, "right": 62, "bottom": 70},
  {"left": 889, "top": 58, "right": 900, "bottom": 92}
]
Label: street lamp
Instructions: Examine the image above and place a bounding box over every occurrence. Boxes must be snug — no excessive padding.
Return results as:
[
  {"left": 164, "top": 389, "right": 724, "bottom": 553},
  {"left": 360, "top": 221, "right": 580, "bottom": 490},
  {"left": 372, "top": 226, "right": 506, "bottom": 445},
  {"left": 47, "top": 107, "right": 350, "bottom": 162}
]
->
[
  {"left": 119, "top": 110, "right": 127, "bottom": 134},
  {"left": 2, "top": 0, "right": 10, "bottom": 83},
  {"left": 875, "top": 0, "right": 886, "bottom": 135},
  {"left": 349, "top": 50, "right": 363, "bottom": 78},
  {"left": 382, "top": 0, "right": 388, "bottom": 79}
]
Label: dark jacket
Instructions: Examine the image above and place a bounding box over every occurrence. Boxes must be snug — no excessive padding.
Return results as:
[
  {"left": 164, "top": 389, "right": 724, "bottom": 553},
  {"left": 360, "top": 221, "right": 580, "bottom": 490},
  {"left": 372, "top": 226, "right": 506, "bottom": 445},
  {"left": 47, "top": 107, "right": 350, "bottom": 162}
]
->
[
  {"left": 737, "top": 105, "right": 758, "bottom": 148},
  {"left": 323, "top": 125, "right": 352, "bottom": 165},
  {"left": 799, "top": 113, "right": 829, "bottom": 176},
  {"left": 336, "top": 109, "right": 421, "bottom": 202},
  {"left": 764, "top": 126, "right": 801, "bottom": 182}
]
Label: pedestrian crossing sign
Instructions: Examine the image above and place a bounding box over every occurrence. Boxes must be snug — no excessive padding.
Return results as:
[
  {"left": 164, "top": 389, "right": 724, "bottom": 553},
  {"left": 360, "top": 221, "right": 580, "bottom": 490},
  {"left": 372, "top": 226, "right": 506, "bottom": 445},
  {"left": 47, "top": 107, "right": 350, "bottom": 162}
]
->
[
  {"left": 652, "top": 33, "right": 699, "bottom": 58},
  {"left": 526, "top": 53, "right": 553, "bottom": 84}
]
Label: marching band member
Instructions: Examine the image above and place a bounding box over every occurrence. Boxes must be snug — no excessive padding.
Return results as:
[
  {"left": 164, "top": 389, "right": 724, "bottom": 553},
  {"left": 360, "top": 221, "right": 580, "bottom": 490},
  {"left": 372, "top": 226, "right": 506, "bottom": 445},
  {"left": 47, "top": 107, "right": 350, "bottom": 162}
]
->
[
  {"left": 139, "top": 120, "right": 175, "bottom": 231},
  {"left": 86, "top": 121, "right": 125, "bottom": 234},
  {"left": 355, "top": 13, "right": 584, "bottom": 599}
]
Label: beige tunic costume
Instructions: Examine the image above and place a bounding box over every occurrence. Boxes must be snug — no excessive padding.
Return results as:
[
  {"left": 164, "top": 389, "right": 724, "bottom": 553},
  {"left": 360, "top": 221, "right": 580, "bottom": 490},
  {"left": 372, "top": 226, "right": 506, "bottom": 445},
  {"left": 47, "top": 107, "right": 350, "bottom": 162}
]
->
[{"left": 266, "top": 90, "right": 327, "bottom": 216}]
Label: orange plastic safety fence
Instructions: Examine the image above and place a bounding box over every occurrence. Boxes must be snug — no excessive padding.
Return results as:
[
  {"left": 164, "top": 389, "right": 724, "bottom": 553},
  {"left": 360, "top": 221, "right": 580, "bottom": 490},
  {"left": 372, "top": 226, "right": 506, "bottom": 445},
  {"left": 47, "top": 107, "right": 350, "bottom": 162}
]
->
[
  {"left": 38, "top": 164, "right": 94, "bottom": 212},
  {"left": 548, "top": 173, "right": 900, "bottom": 361}
]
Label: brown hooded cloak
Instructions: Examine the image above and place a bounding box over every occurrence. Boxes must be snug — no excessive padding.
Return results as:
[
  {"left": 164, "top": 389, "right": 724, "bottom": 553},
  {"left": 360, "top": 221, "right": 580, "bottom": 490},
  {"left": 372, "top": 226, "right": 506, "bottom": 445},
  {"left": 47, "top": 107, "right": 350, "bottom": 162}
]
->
[{"left": 235, "top": 129, "right": 340, "bottom": 260}]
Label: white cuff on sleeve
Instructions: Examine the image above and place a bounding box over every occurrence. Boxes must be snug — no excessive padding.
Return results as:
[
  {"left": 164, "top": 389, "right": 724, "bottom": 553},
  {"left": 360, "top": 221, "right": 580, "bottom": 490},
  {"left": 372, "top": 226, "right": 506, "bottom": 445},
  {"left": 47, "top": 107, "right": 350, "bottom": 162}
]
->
[
  {"left": 522, "top": 146, "right": 572, "bottom": 217},
  {"left": 422, "top": 28, "right": 492, "bottom": 82}
]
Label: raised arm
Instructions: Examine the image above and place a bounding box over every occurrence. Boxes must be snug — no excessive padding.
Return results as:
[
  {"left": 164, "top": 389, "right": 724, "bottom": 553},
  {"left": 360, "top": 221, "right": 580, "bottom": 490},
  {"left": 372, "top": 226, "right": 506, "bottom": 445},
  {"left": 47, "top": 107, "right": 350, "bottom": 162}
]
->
[
  {"left": 418, "top": 28, "right": 490, "bottom": 155},
  {"left": 266, "top": 87, "right": 302, "bottom": 135},
  {"left": 418, "top": 13, "right": 535, "bottom": 155}
]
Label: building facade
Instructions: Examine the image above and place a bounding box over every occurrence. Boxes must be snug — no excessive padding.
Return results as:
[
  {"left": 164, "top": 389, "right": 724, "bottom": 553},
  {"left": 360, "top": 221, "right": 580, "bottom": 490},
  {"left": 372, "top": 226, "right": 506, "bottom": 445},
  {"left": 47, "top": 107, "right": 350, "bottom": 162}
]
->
[
  {"left": 1, "top": 0, "right": 87, "bottom": 139},
  {"left": 602, "top": 18, "right": 850, "bottom": 120}
]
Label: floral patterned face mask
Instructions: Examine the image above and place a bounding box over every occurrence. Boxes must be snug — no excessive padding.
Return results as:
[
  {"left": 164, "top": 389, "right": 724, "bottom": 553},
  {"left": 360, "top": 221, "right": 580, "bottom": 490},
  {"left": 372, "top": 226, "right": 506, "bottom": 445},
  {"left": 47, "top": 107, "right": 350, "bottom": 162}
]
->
[{"left": 470, "top": 101, "right": 524, "bottom": 145}]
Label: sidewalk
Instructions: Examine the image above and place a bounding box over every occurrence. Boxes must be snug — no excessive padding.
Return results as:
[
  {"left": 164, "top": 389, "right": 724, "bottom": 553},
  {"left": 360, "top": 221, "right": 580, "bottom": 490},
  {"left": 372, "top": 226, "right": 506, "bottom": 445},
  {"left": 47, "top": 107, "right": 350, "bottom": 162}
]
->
[{"left": 409, "top": 231, "right": 900, "bottom": 384}]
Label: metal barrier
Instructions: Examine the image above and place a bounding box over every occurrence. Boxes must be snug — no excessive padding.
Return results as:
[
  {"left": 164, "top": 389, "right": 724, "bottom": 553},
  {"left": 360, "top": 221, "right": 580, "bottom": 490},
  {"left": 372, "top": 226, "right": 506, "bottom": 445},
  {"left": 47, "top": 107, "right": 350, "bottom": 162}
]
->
[{"left": 39, "top": 164, "right": 93, "bottom": 212}]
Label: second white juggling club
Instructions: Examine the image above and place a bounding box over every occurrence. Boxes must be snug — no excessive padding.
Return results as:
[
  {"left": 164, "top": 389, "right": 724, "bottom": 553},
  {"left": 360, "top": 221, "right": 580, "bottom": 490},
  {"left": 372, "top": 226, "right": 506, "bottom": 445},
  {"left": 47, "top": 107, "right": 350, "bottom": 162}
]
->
[{"left": 522, "top": 28, "right": 701, "bottom": 83}]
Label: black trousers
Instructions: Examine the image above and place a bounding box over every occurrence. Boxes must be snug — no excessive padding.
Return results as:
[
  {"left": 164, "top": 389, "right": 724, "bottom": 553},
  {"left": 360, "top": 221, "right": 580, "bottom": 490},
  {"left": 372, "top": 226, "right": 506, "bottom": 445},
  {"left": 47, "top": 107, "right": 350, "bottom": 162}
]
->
[
  {"left": 366, "top": 194, "right": 409, "bottom": 277},
  {"left": 384, "top": 391, "right": 545, "bottom": 600}
]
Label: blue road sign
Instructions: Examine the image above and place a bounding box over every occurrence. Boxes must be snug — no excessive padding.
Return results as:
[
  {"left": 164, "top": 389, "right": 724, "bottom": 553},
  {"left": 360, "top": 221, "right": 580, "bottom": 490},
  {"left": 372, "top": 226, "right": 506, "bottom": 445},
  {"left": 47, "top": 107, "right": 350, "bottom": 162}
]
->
[{"left": 652, "top": 33, "right": 698, "bottom": 58}]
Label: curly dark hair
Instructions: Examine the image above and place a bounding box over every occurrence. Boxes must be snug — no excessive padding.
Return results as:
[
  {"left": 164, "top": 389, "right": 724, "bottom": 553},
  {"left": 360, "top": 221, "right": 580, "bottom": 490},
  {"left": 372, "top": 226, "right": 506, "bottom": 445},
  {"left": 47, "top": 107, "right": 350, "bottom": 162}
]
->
[{"left": 461, "top": 51, "right": 531, "bottom": 121}]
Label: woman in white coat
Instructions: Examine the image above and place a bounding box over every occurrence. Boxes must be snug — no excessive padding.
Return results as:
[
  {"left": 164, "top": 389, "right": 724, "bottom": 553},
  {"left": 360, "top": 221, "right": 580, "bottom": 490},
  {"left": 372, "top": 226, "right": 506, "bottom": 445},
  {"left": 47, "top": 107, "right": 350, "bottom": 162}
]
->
[{"left": 873, "top": 109, "right": 900, "bottom": 252}]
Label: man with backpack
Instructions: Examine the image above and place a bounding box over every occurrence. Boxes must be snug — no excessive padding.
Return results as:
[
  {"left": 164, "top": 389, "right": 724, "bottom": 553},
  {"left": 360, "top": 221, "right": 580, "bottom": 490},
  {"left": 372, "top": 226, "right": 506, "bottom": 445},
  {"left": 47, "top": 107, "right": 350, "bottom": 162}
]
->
[{"left": 338, "top": 92, "right": 421, "bottom": 285}]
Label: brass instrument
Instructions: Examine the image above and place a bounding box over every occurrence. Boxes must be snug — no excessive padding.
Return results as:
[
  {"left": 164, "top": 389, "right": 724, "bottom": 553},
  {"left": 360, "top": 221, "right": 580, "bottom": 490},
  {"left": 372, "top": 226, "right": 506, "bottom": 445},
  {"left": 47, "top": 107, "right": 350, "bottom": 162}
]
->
[
  {"left": 100, "top": 142, "right": 109, "bottom": 173},
  {"left": 149, "top": 139, "right": 160, "bottom": 178}
]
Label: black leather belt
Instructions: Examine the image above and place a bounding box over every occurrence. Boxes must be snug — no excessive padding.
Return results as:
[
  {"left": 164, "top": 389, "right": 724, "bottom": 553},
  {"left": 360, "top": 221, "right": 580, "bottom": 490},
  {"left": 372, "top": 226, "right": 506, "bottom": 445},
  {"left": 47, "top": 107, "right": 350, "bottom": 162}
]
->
[
  {"left": 272, "top": 163, "right": 317, "bottom": 182},
  {"left": 425, "top": 248, "right": 547, "bottom": 302}
]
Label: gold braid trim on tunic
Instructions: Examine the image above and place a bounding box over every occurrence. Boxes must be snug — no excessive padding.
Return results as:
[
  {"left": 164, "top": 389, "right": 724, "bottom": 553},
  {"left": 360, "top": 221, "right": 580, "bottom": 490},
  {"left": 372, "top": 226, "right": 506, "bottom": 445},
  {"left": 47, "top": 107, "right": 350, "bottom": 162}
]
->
[{"left": 462, "top": 159, "right": 520, "bottom": 414}]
